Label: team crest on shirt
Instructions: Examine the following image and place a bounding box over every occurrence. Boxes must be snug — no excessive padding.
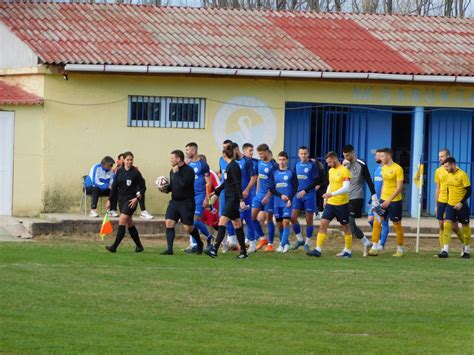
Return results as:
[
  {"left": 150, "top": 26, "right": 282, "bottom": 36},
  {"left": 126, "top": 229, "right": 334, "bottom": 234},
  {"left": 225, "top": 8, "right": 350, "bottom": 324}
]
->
[
  {"left": 304, "top": 168, "right": 309, "bottom": 173},
  {"left": 264, "top": 168, "right": 269, "bottom": 173},
  {"left": 337, "top": 173, "right": 341, "bottom": 177},
  {"left": 194, "top": 167, "right": 199, "bottom": 173},
  {"left": 390, "top": 170, "right": 394, "bottom": 174},
  {"left": 284, "top": 175, "right": 289, "bottom": 180},
  {"left": 126, "top": 179, "right": 132, "bottom": 186}
]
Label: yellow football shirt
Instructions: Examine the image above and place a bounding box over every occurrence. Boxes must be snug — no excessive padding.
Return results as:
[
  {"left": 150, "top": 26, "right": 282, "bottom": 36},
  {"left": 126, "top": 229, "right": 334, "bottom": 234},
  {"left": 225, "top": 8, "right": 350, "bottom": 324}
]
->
[
  {"left": 434, "top": 166, "right": 449, "bottom": 203},
  {"left": 327, "top": 165, "right": 351, "bottom": 205},
  {"left": 446, "top": 168, "right": 471, "bottom": 206},
  {"left": 381, "top": 163, "right": 404, "bottom": 202}
]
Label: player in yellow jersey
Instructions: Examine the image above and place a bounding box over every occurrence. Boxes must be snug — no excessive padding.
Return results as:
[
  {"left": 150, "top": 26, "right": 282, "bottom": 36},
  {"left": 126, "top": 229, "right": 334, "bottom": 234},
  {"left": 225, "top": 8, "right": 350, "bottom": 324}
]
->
[
  {"left": 438, "top": 157, "right": 471, "bottom": 259},
  {"left": 434, "top": 149, "right": 463, "bottom": 249},
  {"left": 307, "top": 151, "right": 352, "bottom": 258},
  {"left": 369, "top": 148, "right": 405, "bottom": 257}
]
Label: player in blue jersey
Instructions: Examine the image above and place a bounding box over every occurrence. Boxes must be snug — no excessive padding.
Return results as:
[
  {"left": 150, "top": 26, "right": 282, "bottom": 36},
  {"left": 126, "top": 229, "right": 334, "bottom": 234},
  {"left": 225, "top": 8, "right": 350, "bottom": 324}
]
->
[
  {"left": 367, "top": 149, "right": 389, "bottom": 250},
  {"left": 290, "top": 146, "right": 321, "bottom": 252},
  {"left": 183, "top": 142, "right": 213, "bottom": 252},
  {"left": 252, "top": 143, "right": 278, "bottom": 252},
  {"left": 243, "top": 143, "right": 262, "bottom": 245},
  {"left": 270, "top": 151, "right": 298, "bottom": 253},
  {"left": 234, "top": 143, "right": 257, "bottom": 250}
]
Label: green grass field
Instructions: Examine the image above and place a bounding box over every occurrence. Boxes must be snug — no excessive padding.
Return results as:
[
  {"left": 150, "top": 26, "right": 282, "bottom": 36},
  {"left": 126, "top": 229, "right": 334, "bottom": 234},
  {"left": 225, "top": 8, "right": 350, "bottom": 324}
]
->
[{"left": 1, "top": 236, "right": 473, "bottom": 353}]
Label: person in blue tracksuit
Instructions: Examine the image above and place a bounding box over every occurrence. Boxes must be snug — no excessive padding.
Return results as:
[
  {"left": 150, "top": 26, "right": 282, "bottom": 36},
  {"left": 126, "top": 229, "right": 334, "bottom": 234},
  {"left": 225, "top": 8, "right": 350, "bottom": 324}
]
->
[
  {"left": 270, "top": 151, "right": 298, "bottom": 253},
  {"left": 243, "top": 143, "right": 260, "bottom": 241},
  {"left": 84, "top": 156, "right": 115, "bottom": 217},
  {"left": 367, "top": 149, "right": 389, "bottom": 249}
]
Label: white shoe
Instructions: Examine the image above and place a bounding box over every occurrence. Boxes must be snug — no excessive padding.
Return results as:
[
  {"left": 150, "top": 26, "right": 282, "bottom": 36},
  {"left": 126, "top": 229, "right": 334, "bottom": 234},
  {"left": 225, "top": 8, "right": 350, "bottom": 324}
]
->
[
  {"left": 222, "top": 241, "right": 230, "bottom": 253},
  {"left": 314, "top": 212, "right": 323, "bottom": 220},
  {"left": 283, "top": 244, "right": 290, "bottom": 253},
  {"left": 376, "top": 244, "right": 384, "bottom": 251},
  {"left": 89, "top": 210, "right": 99, "bottom": 217},
  {"left": 140, "top": 210, "right": 154, "bottom": 220},
  {"left": 247, "top": 241, "right": 257, "bottom": 253},
  {"left": 276, "top": 245, "right": 284, "bottom": 253},
  {"left": 363, "top": 242, "right": 373, "bottom": 257},
  {"left": 108, "top": 210, "right": 118, "bottom": 217},
  {"left": 336, "top": 250, "right": 345, "bottom": 257}
]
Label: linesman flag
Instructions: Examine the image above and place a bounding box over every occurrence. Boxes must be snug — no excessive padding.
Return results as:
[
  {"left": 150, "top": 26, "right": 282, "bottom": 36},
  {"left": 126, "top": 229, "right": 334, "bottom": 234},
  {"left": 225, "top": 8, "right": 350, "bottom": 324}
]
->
[
  {"left": 413, "top": 163, "right": 424, "bottom": 188},
  {"left": 99, "top": 211, "right": 113, "bottom": 240}
]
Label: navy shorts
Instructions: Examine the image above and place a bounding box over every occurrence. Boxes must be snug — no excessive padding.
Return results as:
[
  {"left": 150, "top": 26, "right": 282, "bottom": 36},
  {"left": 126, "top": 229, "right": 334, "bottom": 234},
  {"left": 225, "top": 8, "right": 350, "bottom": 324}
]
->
[
  {"left": 445, "top": 203, "right": 470, "bottom": 225},
  {"left": 118, "top": 198, "right": 138, "bottom": 217},
  {"left": 381, "top": 200, "right": 402, "bottom": 222},
  {"left": 322, "top": 203, "right": 350, "bottom": 225},
  {"left": 222, "top": 196, "right": 240, "bottom": 220},
  {"left": 436, "top": 202, "right": 447, "bottom": 221}
]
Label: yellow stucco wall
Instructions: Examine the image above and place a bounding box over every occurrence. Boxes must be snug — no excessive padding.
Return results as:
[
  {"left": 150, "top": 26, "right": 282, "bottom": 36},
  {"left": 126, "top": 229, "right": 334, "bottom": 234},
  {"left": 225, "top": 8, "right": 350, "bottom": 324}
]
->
[
  {"left": 0, "top": 104, "right": 43, "bottom": 216},
  {"left": 6, "top": 71, "right": 474, "bottom": 215}
]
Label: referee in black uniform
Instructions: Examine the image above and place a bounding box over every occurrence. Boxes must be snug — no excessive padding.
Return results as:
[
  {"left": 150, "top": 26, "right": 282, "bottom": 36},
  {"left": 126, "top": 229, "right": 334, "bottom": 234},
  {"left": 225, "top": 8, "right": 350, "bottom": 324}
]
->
[
  {"left": 206, "top": 144, "right": 248, "bottom": 259},
  {"left": 159, "top": 150, "right": 204, "bottom": 255},
  {"left": 105, "top": 151, "right": 145, "bottom": 253}
]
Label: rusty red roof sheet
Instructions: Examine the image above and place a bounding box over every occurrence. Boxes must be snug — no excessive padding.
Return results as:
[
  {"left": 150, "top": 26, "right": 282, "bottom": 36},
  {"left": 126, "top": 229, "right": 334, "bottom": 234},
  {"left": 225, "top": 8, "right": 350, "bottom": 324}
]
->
[
  {"left": 0, "top": 2, "right": 472, "bottom": 76},
  {"left": 0, "top": 80, "right": 43, "bottom": 105}
]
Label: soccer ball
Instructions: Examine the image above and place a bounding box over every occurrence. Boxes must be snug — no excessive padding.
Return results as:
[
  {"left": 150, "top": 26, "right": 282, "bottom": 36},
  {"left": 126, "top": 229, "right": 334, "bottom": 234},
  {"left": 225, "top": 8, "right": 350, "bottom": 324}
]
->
[{"left": 155, "top": 176, "right": 169, "bottom": 189}]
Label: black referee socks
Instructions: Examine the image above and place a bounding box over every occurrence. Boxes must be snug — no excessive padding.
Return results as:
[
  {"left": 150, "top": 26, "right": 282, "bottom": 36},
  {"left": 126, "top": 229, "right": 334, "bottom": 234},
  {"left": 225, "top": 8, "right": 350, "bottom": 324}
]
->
[
  {"left": 166, "top": 228, "right": 175, "bottom": 252},
  {"left": 110, "top": 225, "right": 126, "bottom": 250},
  {"left": 235, "top": 227, "right": 247, "bottom": 254},
  {"left": 128, "top": 226, "right": 143, "bottom": 248},
  {"left": 214, "top": 225, "right": 227, "bottom": 251}
]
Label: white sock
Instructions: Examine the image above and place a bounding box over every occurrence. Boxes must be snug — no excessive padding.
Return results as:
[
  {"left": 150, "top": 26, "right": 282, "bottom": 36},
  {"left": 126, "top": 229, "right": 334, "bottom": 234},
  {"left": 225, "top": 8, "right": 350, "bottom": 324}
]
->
[
  {"left": 361, "top": 236, "right": 371, "bottom": 246},
  {"left": 296, "top": 233, "right": 303, "bottom": 242},
  {"left": 397, "top": 246, "right": 404, "bottom": 253},
  {"left": 250, "top": 240, "right": 257, "bottom": 248},
  {"left": 316, "top": 246, "right": 322, "bottom": 252},
  {"left": 344, "top": 248, "right": 351, "bottom": 253},
  {"left": 189, "top": 235, "right": 197, "bottom": 247},
  {"left": 371, "top": 242, "right": 379, "bottom": 250},
  {"left": 443, "top": 245, "right": 449, "bottom": 252},
  {"left": 268, "top": 243, "right": 273, "bottom": 246},
  {"left": 464, "top": 245, "right": 470, "bottom": 253},
  {"left": 305, "top": 237, "right": 312, "bottom": 245},
  {"left": 229, "top": 235, "right": 237, "bottom": 245}
]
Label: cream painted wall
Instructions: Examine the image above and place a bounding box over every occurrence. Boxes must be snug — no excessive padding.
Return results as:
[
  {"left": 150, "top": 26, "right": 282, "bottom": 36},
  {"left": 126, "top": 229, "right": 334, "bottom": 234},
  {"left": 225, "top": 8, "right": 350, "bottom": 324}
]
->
[
  {"left": 0, "top": 104, "right": 43, "bottom": 216},
  {"left": 8, "top": 72, "right": 473, "bottom": 216}
]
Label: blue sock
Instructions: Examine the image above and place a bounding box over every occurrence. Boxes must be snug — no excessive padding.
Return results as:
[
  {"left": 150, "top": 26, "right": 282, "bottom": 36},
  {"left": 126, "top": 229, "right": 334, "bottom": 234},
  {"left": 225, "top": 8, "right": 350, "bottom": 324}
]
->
[
  {"left": 194, "top": 220, "right": 210, "bottom": 239},
  {"left": 380, "top": 220, "right": 389, "bottom": 247},
  {"left": 268, "top": 221, "right": 275, "bottom": 244},
  {"left": 227, "top": 222, "right": 235, "bottom": 237},
  {"left": 306, "top": 226, "right": 314, "bottom": 239},
  {"left": 242, "top": 209, "right": 255, "bottom": 241},
  {"left": 368, "top": 219, "right": 374, "bottom": 228},
  {"left": 281, "top": 227, "right": 290, "bottom": 246},
  {"left": 253, "top": 220, "right": 264, "bottom": 238},
  {"left": 293, "top": 223, "right": 301, "bottom": 235}
]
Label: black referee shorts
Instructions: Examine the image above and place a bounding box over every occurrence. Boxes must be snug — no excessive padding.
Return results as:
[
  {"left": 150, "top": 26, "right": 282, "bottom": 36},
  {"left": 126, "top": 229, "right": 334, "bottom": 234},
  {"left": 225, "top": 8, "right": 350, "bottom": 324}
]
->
[
  {"left": 222, "top": 196, "right": 240, "bottom": 220},
  {"left": 118, "top": 198, "right": 138, "bottom": 217},
  {"left": 166, "top": 199, "right": 195, "bottom": 226}
]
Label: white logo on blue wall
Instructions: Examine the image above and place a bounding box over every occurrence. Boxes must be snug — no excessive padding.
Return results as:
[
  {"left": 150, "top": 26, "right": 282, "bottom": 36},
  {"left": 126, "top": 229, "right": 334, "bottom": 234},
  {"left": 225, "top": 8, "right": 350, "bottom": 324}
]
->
[{"left": 213, "top": 96, "right": 277, "bottom": 153}]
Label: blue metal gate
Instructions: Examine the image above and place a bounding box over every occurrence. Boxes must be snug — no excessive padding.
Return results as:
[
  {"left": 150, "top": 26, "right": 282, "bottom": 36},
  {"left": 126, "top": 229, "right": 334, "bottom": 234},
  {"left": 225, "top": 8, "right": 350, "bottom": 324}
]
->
[{"left": 424, "top": 109, "right": 474, "bottom": 215}]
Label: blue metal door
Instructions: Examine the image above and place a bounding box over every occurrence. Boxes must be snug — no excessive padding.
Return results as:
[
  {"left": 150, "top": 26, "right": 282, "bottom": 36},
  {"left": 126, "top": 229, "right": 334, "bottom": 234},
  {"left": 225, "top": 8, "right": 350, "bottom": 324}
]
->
[
  {"left": 425, "top": 109, "right": 474, "bottom": 215},
  {"left": 284, "top": 102, "right": 312, "bottom": 165}
]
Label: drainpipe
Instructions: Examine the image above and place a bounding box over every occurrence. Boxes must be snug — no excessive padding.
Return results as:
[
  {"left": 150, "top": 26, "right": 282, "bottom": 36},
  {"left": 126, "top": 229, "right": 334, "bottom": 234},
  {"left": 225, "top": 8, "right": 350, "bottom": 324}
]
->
[{"left": 410, "top": 106, "right": 425, "bottom": 218}]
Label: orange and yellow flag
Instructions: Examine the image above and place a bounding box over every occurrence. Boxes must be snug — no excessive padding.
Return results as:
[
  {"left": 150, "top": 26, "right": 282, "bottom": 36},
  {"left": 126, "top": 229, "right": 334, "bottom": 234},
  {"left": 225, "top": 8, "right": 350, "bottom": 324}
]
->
[{"left": 99, "top": 212, "right": 113, "bottom": 240}]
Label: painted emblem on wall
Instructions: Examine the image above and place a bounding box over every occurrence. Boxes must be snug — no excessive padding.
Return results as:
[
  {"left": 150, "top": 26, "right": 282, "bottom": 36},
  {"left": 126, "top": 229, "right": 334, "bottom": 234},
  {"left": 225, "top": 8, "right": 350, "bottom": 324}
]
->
[{"left": 213, "top": 96, "right": 277, "bottom": 152}]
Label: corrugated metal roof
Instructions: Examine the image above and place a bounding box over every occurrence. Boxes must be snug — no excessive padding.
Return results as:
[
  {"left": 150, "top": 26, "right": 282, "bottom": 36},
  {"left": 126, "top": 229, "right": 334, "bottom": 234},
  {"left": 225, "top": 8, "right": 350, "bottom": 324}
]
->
[
  {"left": 0, "top": 2, "right": 472, "bottom": 76},
  {"left": 0, "top": 80, "right": 43, "bottom": 105}
]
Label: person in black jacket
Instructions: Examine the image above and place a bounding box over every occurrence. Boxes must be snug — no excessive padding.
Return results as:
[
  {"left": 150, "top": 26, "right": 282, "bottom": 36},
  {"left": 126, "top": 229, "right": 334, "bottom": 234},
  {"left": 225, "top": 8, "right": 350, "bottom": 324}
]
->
[
  {"left": 159, "top": 150, "right": 204, "bottom": 255},
  {"left": 105, "top": 151, "right": 145, "bottom": 253},
  {"left": 205, "top": 145, "right": 248, "bottom": 259}
]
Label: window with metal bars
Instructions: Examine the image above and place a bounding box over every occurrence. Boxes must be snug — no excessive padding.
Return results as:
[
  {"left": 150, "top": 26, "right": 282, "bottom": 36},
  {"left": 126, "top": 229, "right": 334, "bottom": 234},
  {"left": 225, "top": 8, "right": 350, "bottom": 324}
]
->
[{"left": 128, "top": 96, "right": 205, "bottom": 128}]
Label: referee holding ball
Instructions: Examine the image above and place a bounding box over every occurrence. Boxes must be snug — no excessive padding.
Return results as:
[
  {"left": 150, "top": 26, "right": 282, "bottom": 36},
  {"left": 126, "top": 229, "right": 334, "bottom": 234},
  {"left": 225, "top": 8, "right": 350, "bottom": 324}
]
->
[
  {"left": 206, "top": 144, "right": 248, "bottom": 259},
  {"left": 105, "top": 151, "right": 145, "bottom": 253},
  {"left": 159, "top": 150, "right": 204, "bottom": 255}
]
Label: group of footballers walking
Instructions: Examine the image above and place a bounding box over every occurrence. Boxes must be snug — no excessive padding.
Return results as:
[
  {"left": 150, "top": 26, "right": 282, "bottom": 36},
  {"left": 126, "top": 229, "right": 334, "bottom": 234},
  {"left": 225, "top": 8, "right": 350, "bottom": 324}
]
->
[{"left": 104, "top": 141, "right": 471, "bottom": 260}]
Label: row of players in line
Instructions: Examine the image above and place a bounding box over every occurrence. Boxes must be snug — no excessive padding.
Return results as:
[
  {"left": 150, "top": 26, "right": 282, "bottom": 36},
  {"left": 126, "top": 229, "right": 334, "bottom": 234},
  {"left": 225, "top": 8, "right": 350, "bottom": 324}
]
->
[{"left": 101, "top": 142, "right": 471, "bottom": 259}]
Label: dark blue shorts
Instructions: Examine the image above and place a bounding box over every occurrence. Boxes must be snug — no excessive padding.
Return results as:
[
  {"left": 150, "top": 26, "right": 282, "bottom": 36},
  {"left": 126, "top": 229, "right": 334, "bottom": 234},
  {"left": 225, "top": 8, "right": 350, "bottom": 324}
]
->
[
  {"left": 445, "top": 203, "right": 470, "bottom": 225},
  {"left": 322, "top": 203, "right": 350, "bottom": 225},
  {"left": 436, "top": 202, "right": 447, "bottom": 221},
  {"left": 381, "top": 200, "right": 402, "bottom": 222}
]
